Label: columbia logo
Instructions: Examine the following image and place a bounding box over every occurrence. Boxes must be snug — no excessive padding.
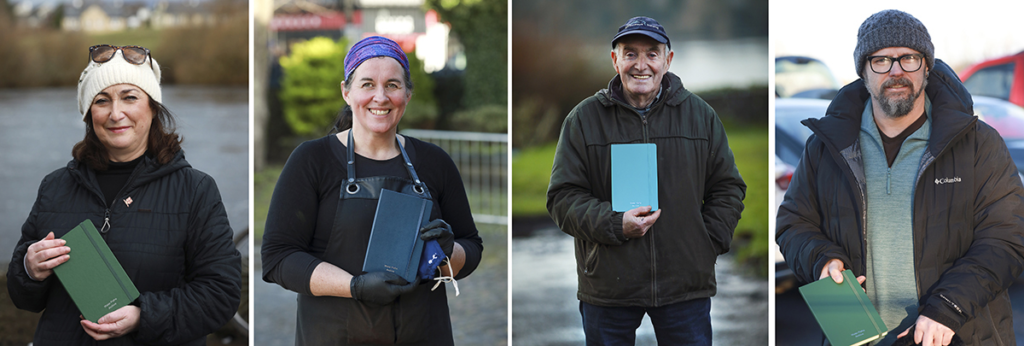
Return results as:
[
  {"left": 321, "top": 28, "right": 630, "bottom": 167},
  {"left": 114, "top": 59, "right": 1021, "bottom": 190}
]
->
[{"left": 935, "top": 177, "right": 962, "bottom": 185}]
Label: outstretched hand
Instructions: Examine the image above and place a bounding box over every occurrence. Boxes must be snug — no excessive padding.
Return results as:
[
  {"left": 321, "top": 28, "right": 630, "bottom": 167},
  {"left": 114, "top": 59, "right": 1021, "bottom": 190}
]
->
[{"left": 622, "top": 206, "right": 661, "bottom": 239}]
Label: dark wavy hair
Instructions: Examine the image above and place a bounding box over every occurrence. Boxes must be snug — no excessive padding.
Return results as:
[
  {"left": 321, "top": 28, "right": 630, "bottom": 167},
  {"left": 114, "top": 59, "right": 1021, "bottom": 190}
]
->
[{"left": 73, "top": 98, "right": 183, "bottom": 171}]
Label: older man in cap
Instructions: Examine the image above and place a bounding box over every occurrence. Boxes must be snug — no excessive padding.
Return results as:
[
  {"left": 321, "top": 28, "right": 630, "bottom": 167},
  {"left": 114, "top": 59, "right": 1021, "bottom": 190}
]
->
[
  {"left": 777, "top": 9, "right": 1024, "bottom": 346},
  {"left": 547, "top": 16, "right": 746, "bottom": 345}
]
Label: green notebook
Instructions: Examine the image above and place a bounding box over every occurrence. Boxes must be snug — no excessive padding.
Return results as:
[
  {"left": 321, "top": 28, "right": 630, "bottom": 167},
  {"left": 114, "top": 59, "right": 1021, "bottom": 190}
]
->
[
  {"left": 799, "top": 270, "right": 887, "bottom": 346},
  {"left": 53, "top": 220, "right": 140, "bottom": 323}
]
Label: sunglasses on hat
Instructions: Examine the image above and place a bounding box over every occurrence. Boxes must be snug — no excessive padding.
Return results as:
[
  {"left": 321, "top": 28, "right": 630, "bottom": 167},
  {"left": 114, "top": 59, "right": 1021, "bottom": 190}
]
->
[{"left": 89, "top": 45, "right": 152, "bottom": 68}]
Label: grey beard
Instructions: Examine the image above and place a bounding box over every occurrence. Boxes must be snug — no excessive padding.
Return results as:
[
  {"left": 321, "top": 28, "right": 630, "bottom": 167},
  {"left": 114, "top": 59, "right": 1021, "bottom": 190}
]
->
[{"left": 870, "top": 78, "right": 927, "bottom": 119}]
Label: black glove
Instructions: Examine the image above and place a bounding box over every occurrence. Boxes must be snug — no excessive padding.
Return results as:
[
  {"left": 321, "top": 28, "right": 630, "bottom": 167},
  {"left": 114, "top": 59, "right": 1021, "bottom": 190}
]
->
[
  {"left": 350, "top": 271, "right": 416, "bottom": 305},
  {"left": 419, "top": 219, "right": 454, "bottom": 258}
]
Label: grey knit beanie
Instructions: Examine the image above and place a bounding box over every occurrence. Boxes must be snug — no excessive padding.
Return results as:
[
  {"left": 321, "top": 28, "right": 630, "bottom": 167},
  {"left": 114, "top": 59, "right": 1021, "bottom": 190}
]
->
[{"left": 854, "top": 9, "right": 934, "bottom": 78}]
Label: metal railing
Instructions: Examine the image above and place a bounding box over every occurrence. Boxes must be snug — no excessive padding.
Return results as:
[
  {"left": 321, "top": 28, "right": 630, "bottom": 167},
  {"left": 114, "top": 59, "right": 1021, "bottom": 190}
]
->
[{"left": 401, "top": 129, "right": 508, "bottom": 225}]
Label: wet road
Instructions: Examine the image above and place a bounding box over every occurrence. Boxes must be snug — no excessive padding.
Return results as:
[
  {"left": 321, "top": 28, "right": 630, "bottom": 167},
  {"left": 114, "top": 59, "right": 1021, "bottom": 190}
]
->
[
  {"left": 512, "top": 227, "right": 768, "bottom": 345},
  {"left": 0, "top": 86, "right": 250, "bottom": 259}
]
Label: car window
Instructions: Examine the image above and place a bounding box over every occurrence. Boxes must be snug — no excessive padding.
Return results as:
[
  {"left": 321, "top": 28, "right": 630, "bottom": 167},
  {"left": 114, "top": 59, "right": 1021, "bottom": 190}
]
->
[
  {"left": 775, "top": 106, "right": 817, "bottom": 141},
  {"left": 974, "top": 97, "right": 1024, "bottom": 140},
  {"left": 774, "top": 101, "right": 827, "bottom": 165},
  {"left": 775, "top": 57, "right": 840, "bottom": 98},
  {"left": 964, "top": 62, "right": 1015, "bottom": 101}
]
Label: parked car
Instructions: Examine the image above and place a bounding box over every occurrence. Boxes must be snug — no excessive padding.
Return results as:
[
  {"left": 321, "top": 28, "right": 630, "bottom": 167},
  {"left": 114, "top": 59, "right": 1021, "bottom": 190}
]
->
[
  {"left": 775, "top": 98, "right": 829, "bottom": 167},
  {"left": 973, "top": 95, "right": 1024, "bottom": 139},
  {"left": 972, "top": 95, "right": 1024, "bottom": 182},
  {"left": 775, "top": 56, "right": 840, "bottom": 99},
  {"left": 773, "top": 156, "right": 796, "bottom": 293},
  {"left": 773, "top": 98, "right": 830, "bottom": 292},
  {"left": 960, "top": 50, "right": 1024, "bottom": 108}
]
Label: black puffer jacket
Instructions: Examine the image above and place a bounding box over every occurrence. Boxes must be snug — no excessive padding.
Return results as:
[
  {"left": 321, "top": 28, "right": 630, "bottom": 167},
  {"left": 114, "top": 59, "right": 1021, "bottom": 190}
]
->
[
  {"left": 547, "top": 72, "right": 746, "bottom": 307},
  {"left": 777, "top": 60, "right": 1024, "bottom": 345},
  {"left": 7, "top": 151, "right": 241, "bottom": 346}
]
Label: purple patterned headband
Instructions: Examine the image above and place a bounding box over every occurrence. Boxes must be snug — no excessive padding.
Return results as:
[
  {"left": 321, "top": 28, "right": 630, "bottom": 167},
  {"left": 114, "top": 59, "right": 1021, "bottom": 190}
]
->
[{"left": 343, "top": 36, "right": 410, "bottom": 81}]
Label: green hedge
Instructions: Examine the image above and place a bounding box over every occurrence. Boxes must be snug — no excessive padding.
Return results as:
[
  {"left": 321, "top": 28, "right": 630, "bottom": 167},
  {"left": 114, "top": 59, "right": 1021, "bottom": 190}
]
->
[{"left": 278, "top": 37, "right": 437, "bottom": 136}]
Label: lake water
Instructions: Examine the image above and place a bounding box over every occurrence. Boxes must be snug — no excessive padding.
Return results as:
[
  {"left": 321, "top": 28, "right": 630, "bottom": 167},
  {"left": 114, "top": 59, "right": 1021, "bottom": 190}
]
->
[
  {"left": 0, "top": 86, "right": 249, "bottom": 260},
  {"left": 576, "top": 38, "right": 770, "bottom": 92}
]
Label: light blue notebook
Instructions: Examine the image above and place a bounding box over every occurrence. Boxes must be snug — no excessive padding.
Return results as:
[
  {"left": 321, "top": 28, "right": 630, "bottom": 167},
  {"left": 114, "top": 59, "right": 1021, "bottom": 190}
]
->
[{"left": 611, "top": 143, "right": 658, "bottom": 212}]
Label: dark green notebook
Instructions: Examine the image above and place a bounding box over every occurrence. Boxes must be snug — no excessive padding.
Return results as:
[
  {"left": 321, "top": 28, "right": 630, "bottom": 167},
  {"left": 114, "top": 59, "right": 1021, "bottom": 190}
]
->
[
  {"left": 53, "top": 220, "right": 140, "bottom": 323},
  {"left": 799, "top": 270, "right": 887, "bottom": 346}
]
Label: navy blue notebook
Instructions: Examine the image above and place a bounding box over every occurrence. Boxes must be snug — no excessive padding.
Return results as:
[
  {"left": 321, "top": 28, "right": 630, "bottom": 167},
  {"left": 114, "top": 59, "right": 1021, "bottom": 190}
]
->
[
  {"left": 611, "top": 143, "right": 659, "bottom": 212},
  {"left": 363, "top": 189, "right": 433, "bottom": 283}
]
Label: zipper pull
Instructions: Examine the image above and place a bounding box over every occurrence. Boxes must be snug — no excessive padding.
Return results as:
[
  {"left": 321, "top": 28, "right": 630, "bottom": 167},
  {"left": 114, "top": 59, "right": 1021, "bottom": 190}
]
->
[
  {"left": 101, "top": 209, "right": 111, "bottom": 233},
  {"left": 886, "top": 168, "right": 892, "bottom": 195}
]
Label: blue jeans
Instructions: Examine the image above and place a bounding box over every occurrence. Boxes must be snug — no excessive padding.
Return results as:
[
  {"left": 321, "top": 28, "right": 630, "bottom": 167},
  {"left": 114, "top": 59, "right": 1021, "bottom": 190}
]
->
[{"left": 580, "top": 298, "right": 712, "bottom": 346}]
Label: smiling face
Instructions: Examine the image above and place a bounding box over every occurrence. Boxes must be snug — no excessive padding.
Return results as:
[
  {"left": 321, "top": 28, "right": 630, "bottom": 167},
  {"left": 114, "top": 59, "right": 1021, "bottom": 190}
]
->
[
  {"left": 90, "top": 83, "right": 153, "bottom": 162},
  {"left": 342, "top": 57, "right": 411, "bottom": 136},
  {"left": 864, "top": 47, "right": 929, "bottom": 119},
  {"left": 612, "top": 35, "right": 673, "bottom": 108}
]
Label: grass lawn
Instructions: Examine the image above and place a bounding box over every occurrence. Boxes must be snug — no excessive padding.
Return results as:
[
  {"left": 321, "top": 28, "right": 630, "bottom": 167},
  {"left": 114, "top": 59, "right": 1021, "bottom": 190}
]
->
[
  {"left": 510, "top": 142, "right": 557, "bottom": 216},
  {"left": 511, "top": 126, "right": 769, "bottom": 275},
  {"left": 729, "top": 126, "right": 770, "bottom": 276}
]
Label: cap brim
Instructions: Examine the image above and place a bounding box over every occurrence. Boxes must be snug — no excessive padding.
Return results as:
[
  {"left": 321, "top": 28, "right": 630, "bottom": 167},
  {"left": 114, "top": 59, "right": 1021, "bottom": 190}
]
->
[{"left": 611, "top": 30, "right": 669, "bottom": 48}]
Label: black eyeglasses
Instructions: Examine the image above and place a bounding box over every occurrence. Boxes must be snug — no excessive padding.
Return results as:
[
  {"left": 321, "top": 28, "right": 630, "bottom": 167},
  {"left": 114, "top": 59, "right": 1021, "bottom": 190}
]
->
[
  {"left": 867, "top": 54, "right": 925, "bottom": 74},
  {"left": 89, "top": 45, "right": 152, "bottom": 68}
]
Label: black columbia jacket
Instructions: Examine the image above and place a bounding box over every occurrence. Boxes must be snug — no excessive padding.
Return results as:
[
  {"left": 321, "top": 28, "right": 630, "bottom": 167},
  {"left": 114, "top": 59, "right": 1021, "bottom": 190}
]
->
[
  {"left": 547, "top": 72, "right": 746, "bottom": 307},
  {"left": 777, "top": 60, "right": 1024, "bottom": 345},
  {"left": 7, "top": 151, "right": 242, "bottom": 345}
]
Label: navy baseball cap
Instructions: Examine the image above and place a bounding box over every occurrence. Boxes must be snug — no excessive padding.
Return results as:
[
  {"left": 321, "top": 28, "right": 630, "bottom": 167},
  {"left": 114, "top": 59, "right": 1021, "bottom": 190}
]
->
[{"left": 611, "top": 16, "right": 671, "bottom": 49}]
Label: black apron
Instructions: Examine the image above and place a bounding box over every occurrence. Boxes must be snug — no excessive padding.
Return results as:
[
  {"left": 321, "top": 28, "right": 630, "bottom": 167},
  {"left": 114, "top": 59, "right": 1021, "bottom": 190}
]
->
[{"left": 296, "top": 131, "right": 442, "bottom": 345}]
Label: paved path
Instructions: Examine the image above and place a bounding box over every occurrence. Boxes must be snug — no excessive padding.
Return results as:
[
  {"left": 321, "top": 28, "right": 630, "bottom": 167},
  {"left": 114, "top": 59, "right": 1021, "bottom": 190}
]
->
[{"left": 512, "top": 227, "right": 768, "bottom": 345}]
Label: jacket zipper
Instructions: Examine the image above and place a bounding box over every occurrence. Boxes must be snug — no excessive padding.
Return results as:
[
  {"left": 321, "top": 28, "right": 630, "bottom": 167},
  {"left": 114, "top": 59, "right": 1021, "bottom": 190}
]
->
[
  {"left": 94, "top": 162, "right": 147, "bottom": 235},
  {"left": 886, "top": 167, "right": 892, "bottom": 195},
  {"left": 635, "top": 111, "right": 657, "bottom": 304},
  {"left": 938, "top": 294, "right": 964, "bottom": 316},
  {"left": 616, "top": 95, "right": 662, "bottom": 305},
  {"left": 649, "top": 225, "right": 657, "bottom": 305},
  {"left": 641, "top": 116, "right": 649, "bottom": 142},
  {"left": 908, "top": 117, "right": 977, "bottom": 300},
  {"left": 101, "top": 209, "right": 112, "bottom": 233},
  {"left": 805, "top": 122, "right": 870, "bottom": 281}
]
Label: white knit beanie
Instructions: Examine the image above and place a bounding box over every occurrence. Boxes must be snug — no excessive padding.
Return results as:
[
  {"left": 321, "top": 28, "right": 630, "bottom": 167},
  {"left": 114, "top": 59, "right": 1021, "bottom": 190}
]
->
[{"left": 77, "top": 49, "right": 162, "bottom": 120}]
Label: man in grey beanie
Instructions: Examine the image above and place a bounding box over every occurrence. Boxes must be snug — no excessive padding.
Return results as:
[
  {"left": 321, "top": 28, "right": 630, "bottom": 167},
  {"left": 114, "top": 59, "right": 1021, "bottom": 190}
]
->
[{"left": 777, "top": 9, "right": 1024, "bottom": 346}]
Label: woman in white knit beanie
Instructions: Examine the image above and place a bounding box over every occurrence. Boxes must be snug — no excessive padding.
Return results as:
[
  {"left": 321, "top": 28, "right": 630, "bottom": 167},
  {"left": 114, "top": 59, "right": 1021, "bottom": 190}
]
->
[{"left": 7, "top": 45, "right": 241, "bottom": 345}]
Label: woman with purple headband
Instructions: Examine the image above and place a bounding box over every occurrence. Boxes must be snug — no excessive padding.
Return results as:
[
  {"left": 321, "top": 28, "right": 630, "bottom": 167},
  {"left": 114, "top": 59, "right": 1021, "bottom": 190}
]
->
[{"left": 261, "top": 36, "right": 484, "bottom": 344}]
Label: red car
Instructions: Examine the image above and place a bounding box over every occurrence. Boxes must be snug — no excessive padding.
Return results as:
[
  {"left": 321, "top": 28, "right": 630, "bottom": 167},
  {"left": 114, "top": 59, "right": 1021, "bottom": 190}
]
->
[{"left": 960, "top": 50, "right": 1024, "bottom": 107}]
